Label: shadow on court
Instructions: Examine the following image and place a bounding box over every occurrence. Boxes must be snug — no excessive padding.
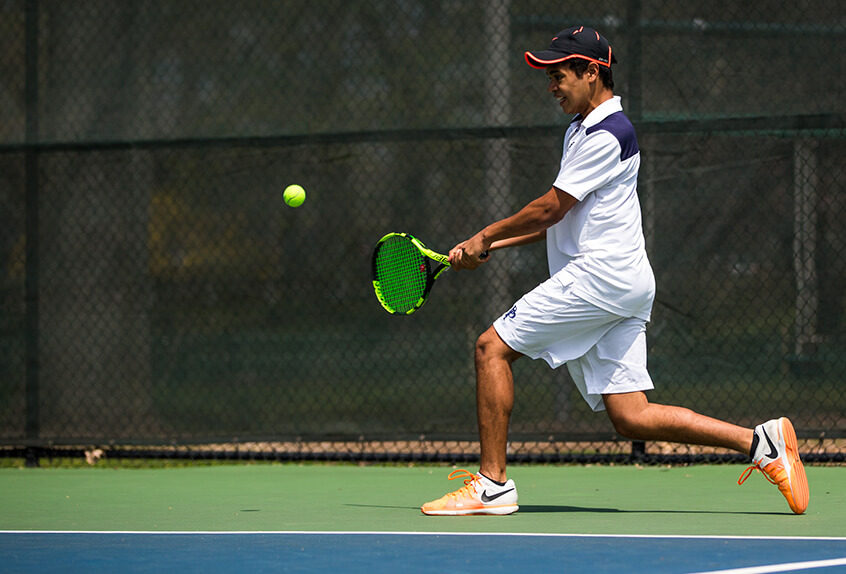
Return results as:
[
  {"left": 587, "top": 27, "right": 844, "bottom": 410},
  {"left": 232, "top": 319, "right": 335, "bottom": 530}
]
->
[
  {"left": 518, "top": 505, "right": 787, "bottom": 516},
  {"left": 346, "top": 503, "right": 787, "bottom": 516}
]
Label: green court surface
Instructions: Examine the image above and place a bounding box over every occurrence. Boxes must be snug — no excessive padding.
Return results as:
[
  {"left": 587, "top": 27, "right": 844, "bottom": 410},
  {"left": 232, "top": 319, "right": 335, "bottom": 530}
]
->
[{"left": 2, "top": 463, "right": 844, "bottom": 536}]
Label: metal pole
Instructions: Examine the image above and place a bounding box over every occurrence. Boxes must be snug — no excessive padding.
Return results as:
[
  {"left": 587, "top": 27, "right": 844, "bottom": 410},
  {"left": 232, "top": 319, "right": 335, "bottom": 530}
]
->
[
  {"left": 484, "top": 0, "right": 512, "bottom": 317},
  {"left": 24, "top": 0, "right": 41, "bottom": 467},
  {"left": 793, "top": 138, "right": 819, "bottom": 359}
]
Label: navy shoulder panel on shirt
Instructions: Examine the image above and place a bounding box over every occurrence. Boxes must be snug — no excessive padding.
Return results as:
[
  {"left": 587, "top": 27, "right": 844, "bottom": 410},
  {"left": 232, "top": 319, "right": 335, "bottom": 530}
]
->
[{"left": 585, "top": 111, "right": 639, "bottom": 161}]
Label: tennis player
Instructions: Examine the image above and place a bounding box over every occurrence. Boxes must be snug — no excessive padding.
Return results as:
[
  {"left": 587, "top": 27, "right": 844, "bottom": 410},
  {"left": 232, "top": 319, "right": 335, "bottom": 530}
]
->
[{"left": 421, "top": 26, "right": 809, "bottom": 516}]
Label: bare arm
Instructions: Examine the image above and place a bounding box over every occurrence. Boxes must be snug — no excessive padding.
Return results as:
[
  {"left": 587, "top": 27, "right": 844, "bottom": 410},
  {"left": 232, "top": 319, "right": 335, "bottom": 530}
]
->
[
  {"left": 489, "top": 230, "right": 546, "bottom": 251},
  {"left": 449, "top": 187, "right": 577, "bottom": 269}
]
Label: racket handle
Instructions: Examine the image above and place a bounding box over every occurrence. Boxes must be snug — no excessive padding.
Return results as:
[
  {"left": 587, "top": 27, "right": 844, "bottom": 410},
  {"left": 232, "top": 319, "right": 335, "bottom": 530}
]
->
[{"left": 480, "top": 250, "right": 489, "bottom": 259}]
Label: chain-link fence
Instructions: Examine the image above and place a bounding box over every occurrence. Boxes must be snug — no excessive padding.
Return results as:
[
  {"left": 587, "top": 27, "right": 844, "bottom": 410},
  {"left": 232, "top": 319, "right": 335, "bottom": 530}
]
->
[{"left": 1, "top": 1, "right": 845, "bottom": 465}]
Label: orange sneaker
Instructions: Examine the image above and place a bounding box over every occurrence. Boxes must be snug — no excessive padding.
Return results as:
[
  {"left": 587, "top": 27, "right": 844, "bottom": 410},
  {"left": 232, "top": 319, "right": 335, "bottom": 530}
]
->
[
  {"left": 738, "top": 417, "right": 809, "bottom": 514},
  {"left": 421, "top": 469, "right": 519, "bottom": 516}
]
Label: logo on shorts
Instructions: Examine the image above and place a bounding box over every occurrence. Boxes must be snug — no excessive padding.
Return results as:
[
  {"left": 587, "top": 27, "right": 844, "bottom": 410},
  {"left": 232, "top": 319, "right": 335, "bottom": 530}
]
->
[{"left": 504, "top": 305, "right": 517, "bottom": 320}]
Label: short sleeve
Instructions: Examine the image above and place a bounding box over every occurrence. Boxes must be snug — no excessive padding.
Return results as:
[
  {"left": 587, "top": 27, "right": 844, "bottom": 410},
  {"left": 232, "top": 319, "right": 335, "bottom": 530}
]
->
[{"left": 553, "top": 131, "right": 622, "bottom": 201}]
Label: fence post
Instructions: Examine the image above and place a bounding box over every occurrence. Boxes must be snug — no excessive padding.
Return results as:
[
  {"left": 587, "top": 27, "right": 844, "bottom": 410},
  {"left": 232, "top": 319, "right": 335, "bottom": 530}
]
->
[
  {"left": 24, "top": 0, "right": 40, "bottom": 468},
  {"left": 626, "top": 0, "right": 642, "bottom": 121},
  {"left": 483, "top": 0, "right": 512, "bottom": 318},
  {"left": 631, "top": 440, "right": 646, "bottom": 463},
  {"left": 792, "top": 138, "right": 820, "bottom": 374}
]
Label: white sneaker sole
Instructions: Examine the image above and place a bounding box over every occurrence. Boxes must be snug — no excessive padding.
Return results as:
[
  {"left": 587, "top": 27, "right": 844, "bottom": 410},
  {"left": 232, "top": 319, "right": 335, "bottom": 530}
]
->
[{"left": 422, "top": 504, "right": 519, "bottom": 516}]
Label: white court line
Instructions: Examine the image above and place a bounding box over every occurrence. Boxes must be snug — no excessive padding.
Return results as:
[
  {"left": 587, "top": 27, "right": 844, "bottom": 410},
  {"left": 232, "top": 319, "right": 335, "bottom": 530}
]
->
[
  {"left": 1, "top": 530, "right": 846, "bottom": 541},
  {"left": 689, "top": 556, "right": 846, "bottom": 574}
]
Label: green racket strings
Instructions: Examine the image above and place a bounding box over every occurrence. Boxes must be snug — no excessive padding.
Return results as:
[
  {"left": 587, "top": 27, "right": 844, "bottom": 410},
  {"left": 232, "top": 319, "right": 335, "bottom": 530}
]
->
[{"left": 374, "top": 236, "right": 429, "bottom": 313}]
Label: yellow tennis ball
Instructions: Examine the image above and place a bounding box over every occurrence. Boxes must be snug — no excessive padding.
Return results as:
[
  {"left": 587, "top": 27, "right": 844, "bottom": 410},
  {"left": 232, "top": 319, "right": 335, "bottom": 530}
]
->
[{"left": 283, "top": 184, "right": 306, "bottom": 207}]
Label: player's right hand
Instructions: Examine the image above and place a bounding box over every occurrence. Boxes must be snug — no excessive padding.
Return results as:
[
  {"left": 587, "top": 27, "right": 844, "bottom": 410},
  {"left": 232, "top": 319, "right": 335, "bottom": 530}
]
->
[{"left": 449, "top": 236, "right": 489, "bottom": 270}]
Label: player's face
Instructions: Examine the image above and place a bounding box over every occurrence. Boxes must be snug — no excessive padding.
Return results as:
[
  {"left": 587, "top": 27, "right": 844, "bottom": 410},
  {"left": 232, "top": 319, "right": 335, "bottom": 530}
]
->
[{"left": 546, "top": 63, "right": 593, "bottom": 116}]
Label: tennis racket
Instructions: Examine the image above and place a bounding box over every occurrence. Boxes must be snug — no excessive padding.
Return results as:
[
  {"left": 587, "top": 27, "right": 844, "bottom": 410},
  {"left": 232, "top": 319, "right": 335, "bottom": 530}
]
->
[{"left": 371, "top": 232, "right": 487, "bottom": 315}]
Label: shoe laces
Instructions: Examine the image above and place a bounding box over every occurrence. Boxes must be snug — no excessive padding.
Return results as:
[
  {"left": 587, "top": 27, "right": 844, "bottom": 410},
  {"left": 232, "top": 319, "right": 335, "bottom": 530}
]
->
[
  {"left": 444, "top": 469, "right": 481, "bottom": 499},
  {"left": 737, "top": 464, "right": 778, "bottom": 486}
]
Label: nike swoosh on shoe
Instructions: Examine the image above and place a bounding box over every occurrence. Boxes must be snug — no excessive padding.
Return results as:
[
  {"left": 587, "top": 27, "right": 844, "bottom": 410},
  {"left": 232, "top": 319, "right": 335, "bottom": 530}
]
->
[
  {"left": 481, "top": 488, "right": 515, "bottom": 503},
  {"left": 761, "top": 427, "right": 779, "bottom": 460}
]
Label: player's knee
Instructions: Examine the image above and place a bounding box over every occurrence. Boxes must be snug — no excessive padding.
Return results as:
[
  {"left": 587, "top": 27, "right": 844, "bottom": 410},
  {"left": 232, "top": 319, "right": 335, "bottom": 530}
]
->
[
  {"left": 474, "top": 328, "right": 508, "bottom": 364},
  {"left": 603, "top": 393, "right": 653, "bottom": 439},
  {"left": 606, "top": 408, "right": 645, "bottom": 439},
  {"left": 474, "top": 329, "right": 496, "bottom": 362}
]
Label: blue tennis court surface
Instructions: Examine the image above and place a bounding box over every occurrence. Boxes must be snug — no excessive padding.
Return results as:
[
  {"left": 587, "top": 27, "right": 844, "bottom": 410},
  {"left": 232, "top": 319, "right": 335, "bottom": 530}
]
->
[{"left": 2, "top": 531, "right": 846, "bottom": 573}]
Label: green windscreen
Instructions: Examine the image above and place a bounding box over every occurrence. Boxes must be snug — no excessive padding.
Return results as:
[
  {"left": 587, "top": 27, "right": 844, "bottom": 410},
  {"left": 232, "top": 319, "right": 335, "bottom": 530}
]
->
[{"left": 372, "top": 235, "right": 429, "bottom": 314}]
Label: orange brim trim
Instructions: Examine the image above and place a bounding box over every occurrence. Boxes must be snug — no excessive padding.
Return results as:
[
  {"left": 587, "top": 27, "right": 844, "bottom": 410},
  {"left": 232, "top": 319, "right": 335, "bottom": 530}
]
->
[{"left": 524, "top": 49, "right": 613, "bottom": 70}]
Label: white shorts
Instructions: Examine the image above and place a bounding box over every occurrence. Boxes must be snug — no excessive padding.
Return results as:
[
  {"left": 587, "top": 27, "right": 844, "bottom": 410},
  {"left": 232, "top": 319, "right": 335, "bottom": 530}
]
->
[{"left": 493, "top": 272, "right": 654, "bottom": 412}]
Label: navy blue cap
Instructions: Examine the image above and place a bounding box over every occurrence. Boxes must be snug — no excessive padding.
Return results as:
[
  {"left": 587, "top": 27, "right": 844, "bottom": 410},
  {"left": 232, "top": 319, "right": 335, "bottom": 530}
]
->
[{"left": 525, "top": 25, "right": 617, "bottom": 69}]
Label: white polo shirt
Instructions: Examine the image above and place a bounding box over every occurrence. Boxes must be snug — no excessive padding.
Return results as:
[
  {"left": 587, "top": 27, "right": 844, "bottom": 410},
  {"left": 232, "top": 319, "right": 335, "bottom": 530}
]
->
[{"left": 547, "top": 96, "right": 655, "bottom": 320}]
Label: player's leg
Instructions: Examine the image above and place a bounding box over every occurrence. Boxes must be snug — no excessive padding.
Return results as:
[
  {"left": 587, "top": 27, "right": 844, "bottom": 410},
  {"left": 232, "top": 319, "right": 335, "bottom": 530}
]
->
[
  {"left": 601, "top": 391, "right": 753, "bottom": 453},
  {"left": 475, "top": 325, "right": 523, "bottom": 483},
  {"left": 595, "top": 317, "right": 808, "bottom": 514},
  {"left": 419, "top": 326, "right": 522, "bottom": 516},
  {"left": 603, "top": 392, "right": 808, "bottom": 513}
]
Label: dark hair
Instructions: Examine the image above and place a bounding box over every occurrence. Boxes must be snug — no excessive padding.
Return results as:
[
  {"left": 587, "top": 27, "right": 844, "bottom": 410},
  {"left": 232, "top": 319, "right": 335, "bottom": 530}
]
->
[{"left": 562, "top": 58, "right": 614, "bottom": 90}]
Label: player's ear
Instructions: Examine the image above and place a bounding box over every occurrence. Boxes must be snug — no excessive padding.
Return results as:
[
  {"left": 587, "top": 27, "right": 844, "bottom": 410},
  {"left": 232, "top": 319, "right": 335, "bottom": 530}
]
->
[{"left": 586, "top": 61, "right": 600, "bottom": 81}]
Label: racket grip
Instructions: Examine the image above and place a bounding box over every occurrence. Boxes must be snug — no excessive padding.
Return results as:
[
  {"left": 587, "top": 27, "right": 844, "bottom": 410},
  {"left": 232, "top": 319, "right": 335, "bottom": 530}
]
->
[{"left": 480, "top": 250, "right": 489, "bottom": 259}]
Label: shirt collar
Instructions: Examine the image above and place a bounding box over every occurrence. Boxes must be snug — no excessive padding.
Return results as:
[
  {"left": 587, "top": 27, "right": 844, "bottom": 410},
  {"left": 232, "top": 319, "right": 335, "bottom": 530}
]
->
[{"left": 573, "top": 96, "right": 623, "bottom": 128}]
